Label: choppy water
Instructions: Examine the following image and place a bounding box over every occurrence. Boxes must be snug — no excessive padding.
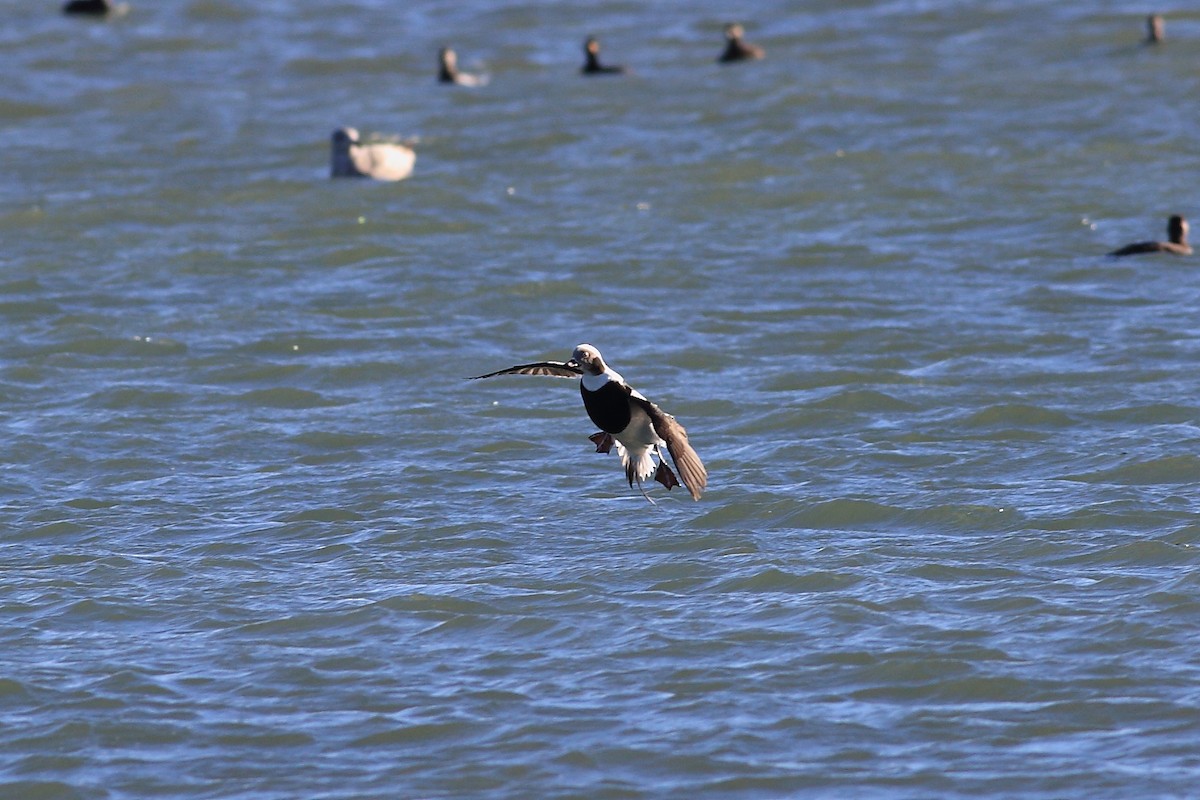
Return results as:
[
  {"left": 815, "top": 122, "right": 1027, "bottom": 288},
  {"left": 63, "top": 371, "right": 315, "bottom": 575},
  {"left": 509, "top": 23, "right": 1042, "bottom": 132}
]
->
[{"left": 4, "top": 1, "right": 1200, "bottom": 798}]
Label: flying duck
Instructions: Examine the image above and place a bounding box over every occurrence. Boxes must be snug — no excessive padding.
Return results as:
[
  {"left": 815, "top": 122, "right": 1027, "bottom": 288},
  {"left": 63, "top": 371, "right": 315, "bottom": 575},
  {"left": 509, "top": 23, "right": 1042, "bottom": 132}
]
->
[
  {"left": 438, "top": 47, "right": 486, "bottom": 87},
  {"left": 717, "top": 23, "right": 764, "bottom": 63},
  {"left": 581, "top": 37, "right": 627, "bottom": 75},
  {"left": 471, "top": 344, "right": 706, "bottom": 501},
  {"left": 1108, "top": 215, "right": 1192, "bottom": 257},
  {"left": 330, "top": 127, "right": 415, "bottom": 182}
]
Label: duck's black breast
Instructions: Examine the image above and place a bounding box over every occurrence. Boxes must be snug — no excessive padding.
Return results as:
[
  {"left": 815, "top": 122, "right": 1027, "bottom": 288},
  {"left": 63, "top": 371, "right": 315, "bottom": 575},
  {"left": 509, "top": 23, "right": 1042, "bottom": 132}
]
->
[{"left": 581, "top": 380, "right": 633, "bottom": 433}]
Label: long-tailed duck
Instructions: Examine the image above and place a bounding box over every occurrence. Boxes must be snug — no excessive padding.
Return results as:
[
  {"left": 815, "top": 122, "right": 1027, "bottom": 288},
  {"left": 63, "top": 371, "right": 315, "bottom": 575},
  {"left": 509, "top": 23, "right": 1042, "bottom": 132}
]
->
[
  {"left": 1146, "top": 14, "right": 1165, "bottom": 44},
  {"left": 471, "top": 344, "right": 706, "bottom": 501},
  {"left": 581, "top": 37, "right": 627, "bottom": 76},
  {"left": 63, "top": 0, "right": 129, "bottom": 16},
  {"left": 438, "top": 47, "right": 486, "bottom": 87},
  {"left": 1108, "top": 215, "right": 1191, "bottom": 257},
  {"left": 330, "top": 127, "right": 415, "bottom": 182},
  {"left": 718, "top": 23, "right": 764, "bottom": 63}
]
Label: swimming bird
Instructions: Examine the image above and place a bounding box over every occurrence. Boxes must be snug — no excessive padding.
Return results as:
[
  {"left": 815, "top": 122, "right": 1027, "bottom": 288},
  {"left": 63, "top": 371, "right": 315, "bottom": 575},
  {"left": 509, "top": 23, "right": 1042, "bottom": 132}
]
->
[
  {"left": 470, "top": 344, "right": 706, "bottom": 501},
  {"left": 62, "top": 0, "right": 129, "bottom": 16},
  {"left": 1108, "top": 215, "right": 1192, "bottom": 257},
  {"left": 581, "top": 37, "right": 627, "bottom": 75},
  {"left": 330, "top": 127, "right": 415, "bottom": 182},
  {"left": 718, "top": 23, "right": 764, "bottom": 63},
  {"left": 438, "top": 47, "right": 485, "bottom": 87},
  {"left": 1146, "top": 14, "right": 1165, "bottom": 44}
]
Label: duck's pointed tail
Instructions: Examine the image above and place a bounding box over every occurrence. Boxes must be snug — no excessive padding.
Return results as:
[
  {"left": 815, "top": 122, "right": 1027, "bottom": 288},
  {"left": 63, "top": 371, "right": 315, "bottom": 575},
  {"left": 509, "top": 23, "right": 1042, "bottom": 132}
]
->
[{"left": 614, "top": 441, "right": 657, "bottom": 487}]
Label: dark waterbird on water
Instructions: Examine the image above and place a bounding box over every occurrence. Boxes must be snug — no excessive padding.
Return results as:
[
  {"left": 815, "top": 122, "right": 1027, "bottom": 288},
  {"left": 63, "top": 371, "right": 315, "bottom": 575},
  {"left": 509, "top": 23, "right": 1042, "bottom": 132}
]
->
[
  {"left": 62, "top": 0, "right": 128, "bottom": 16},
  {"left": 1108, "top": 215, "right": 1191, "bottom": 257},
  {"left": 437, "top": 47, "right": 485, "bottom": 87},
  {"left": 471, "top": 344, "right": 706, "bottom": 502},
  {"left": 717, "top": 23, "right": 764, "bottom": 63},
  {"left": 1145, "top": 14, "right": 1165, "bottom": 44},
  {"left": 581, "top": 37, "right": 627, "bottom": 75}
]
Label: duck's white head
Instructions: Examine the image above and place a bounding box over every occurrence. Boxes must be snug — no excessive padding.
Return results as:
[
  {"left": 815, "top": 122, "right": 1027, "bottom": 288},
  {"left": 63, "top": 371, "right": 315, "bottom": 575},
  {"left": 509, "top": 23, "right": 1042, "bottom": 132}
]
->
[{"left": 571, "top": 344, "right": 607, "bottom": 375}]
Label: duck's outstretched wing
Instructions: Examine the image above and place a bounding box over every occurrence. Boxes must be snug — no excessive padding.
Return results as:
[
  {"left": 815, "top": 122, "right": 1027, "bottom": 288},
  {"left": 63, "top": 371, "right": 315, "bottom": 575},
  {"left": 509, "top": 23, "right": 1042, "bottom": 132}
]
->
[
  {"left": 632, "top": 396, "right": 707, "bottom": 501},
  {"left": 469, "top": 360, "right": 583, "bottom": 380}
]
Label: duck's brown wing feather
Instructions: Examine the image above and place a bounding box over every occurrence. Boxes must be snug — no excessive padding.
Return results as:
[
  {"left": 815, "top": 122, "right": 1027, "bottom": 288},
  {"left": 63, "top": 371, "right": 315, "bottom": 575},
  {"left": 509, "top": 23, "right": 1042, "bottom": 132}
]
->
[
  {"left": 632, "top": 396, "right": 707, "bottom": 501},
  {"left": 469, "top": 361, "right": 583, "bottom": 380}
]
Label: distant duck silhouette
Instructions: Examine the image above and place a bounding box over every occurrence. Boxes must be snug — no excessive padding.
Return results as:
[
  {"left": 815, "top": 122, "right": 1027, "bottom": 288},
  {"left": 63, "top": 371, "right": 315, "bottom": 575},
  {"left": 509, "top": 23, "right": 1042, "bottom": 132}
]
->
[
  {"left": 1145, "top": 14, "right": 1165, "bottom": 44},
  {"left": 62, "top": 0, "right": 129, "bottom": 16},
  {"left": 330, "top": 127, "right": 415, "bottom": 182},
  {"left": 1108, "top": 215, "right": 1192, "bottom": 257},
  {"left": 438, "top": 47, "right": 485, "bottom": 87},
  {"left": 581, "top": 37, "right": 626, "bottom": 75},
  {"left": 718, "top": 23, "right": 764, "bottom": 63}
]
